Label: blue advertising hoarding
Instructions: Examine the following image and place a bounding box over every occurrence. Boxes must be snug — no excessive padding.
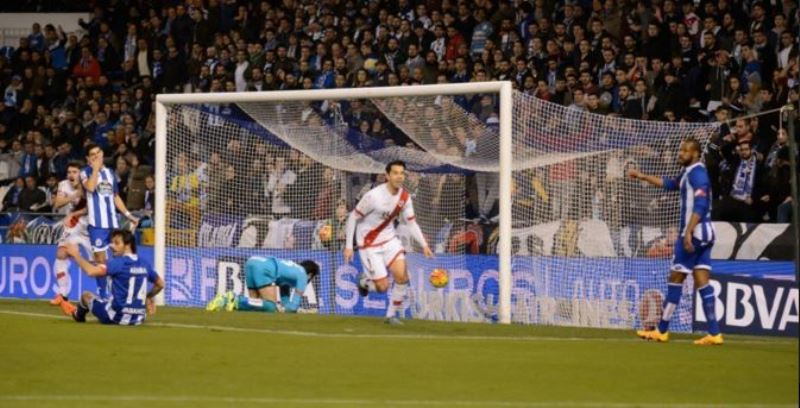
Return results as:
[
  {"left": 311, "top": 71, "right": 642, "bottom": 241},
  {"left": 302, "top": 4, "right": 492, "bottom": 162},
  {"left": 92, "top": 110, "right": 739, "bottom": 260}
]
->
[
  {"left": 693, "top": 274, "right": 798, "bottom": 337},
  {"left": 1, "top": 244, "right": 795, "bottom": 334}
]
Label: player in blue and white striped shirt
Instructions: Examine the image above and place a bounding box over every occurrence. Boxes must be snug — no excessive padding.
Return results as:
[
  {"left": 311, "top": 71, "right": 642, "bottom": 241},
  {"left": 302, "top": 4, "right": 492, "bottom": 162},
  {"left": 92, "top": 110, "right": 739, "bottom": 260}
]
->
[
  {"left": 81, "top": 143, "right": 139, "bottom": 299},
  {"left": 628, "top": 138, "right": 723, "bottom": 346},
  {"left": 59, "top": 229, "right": 164, "bottom": 326}
]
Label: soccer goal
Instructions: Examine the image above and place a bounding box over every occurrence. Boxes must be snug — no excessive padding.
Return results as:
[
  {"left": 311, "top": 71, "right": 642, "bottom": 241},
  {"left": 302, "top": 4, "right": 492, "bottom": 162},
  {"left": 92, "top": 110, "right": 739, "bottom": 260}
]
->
[{"left": 155, "top": 82, "right": 719, "bottom": 329}]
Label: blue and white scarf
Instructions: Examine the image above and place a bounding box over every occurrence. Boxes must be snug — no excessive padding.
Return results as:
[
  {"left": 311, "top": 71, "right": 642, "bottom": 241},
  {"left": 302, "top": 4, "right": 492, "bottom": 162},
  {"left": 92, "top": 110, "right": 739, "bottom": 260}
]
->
[{"left": 731, "top": 155, "right": 757, "bottom": 201}]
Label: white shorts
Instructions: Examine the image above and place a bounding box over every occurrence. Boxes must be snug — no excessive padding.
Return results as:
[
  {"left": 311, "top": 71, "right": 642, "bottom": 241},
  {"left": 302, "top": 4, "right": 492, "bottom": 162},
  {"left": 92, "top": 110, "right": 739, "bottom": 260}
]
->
[
  {"left": 58, "top": 230, "right": 92, "bottom": 257},
  {"left": 358, "top": 238, "right": 405, "bottom": 281}
]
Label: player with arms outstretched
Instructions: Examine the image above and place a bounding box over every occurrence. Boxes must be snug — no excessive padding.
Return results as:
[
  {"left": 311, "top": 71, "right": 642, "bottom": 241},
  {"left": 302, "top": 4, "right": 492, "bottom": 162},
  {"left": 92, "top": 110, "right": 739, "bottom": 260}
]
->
[
  {"left": 344, "top": 160, "right": 433, "bottom": 324},
  {"left": 49, "top": 162, "right": 91, "bottom": 305},
  {"left": 206, "top": 256, "right": 319, "bottom": 313},
  {"left": 81, "top": 143, "right": 139, "bottom": 299},
  {"left": 628, "top": 138, "right": 723, "bottom": 345},
  {"left": 59, "top": 229, "right": 164, "bottom": 326}
]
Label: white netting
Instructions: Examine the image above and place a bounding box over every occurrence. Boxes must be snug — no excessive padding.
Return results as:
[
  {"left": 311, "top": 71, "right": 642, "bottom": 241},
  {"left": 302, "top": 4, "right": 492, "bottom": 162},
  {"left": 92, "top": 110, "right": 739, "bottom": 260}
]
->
[{"left": 160, "top": 89, "right": 719, "bottom": 330}]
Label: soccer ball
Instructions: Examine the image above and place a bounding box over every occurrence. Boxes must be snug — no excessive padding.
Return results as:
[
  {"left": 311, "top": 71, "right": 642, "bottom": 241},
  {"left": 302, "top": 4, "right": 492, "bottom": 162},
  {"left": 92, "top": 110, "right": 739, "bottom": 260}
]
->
[{"left": 429, "top": 268, "right": 449, "bottom": 288}]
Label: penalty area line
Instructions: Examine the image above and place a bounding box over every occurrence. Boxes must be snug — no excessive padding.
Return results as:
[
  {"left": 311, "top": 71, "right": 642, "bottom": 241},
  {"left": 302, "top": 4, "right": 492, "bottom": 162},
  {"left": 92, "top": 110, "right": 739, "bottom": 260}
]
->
[{"left": 0, "top": 309, "right": 793, "bottom": 346}]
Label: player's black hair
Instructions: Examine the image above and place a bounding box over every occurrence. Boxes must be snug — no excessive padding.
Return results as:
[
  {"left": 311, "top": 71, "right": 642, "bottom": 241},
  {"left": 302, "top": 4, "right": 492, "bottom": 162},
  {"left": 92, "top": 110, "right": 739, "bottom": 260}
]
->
[
  {"left": 299, "top": 260, "right": 319, "bottom": 282},
  {"left": 111, "top": 229, "right": 137, "bottom": 254},
  {"left": 85, "top": 143, "right": 102, "bottom": 156},
  {"left": 682, "top": 137, "right": 702, "bottom": 153},
  {"left": 66, "top": 161, "right": 83, "bottom": 171},
  {"left": 385, "top": 160, "right": 406, "bottom": 174}
]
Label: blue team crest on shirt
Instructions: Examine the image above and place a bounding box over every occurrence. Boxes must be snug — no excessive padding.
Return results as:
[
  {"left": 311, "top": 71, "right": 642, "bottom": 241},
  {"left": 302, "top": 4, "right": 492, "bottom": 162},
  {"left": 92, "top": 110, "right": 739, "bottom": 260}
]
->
[{"left": 96, "top": 180, "right": 114, "bottom": 196}]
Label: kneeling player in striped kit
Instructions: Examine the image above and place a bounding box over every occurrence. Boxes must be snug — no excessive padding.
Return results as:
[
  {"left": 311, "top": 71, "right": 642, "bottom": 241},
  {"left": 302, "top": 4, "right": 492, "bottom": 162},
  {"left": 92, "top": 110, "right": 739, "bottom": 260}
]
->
[{"left": 59, "top": 229, "right": 164, "bottom": 326}]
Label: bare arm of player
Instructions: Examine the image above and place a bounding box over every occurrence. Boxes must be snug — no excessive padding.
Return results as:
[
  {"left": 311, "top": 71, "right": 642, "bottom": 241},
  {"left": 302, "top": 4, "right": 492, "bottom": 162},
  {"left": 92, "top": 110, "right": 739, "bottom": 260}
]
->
[
  {"left": 344, "top": 196, "right": 371, "bottom": 263},
  {"left": 114, "top": 194, "right": 139, "bottom": 227},
  {"left": 145, "top": 276, "right": 165, "bottom": 315},
  {"left": 64, "top": 244, "right": 107, "bottom": 277},
  {"left": 407, "top": 219, "right": 433, "bottom": 258},
  {"left": 53, "top": 189, "right": 79, "bottom": 210},
  {"left": 627, "top": 169, "right": 665, "bottom": 188},
  {"left": 343, "top": 210, "right": 359, "bottom": 263},
  {"left": 402, "top": 199, "right": 433, "bottom": 258},
  {"left": 65, "top": 207, "right": 88, "bottom": 225}
]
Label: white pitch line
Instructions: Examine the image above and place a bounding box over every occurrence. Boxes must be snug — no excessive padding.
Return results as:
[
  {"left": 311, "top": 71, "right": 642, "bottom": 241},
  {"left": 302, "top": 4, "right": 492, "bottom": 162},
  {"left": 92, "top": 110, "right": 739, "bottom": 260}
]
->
[
  {"left": 0, "top": 395, "right": 795, "bottom": 408},
  {"left": 0, "top": 309, "right": 796, "bottom": 346}
]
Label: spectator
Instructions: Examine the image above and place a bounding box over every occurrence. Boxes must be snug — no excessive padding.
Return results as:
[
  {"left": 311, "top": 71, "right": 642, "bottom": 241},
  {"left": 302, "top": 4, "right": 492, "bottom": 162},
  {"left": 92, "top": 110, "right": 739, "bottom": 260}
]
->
[
  {"left": 267, "top": 156, "right": 295, "bottom": 216},
  {"left": 312, "top": 168, "right": 338, "bottom": 220},
  {"left": 715, "top": 140, "right": 764, "bottom": 223},
  {"left": 115, "top": 156, "right": 130, "bottom": 203},
  {"left": 618, "top": 82, "right": 643, "bottom": 119},
  {"left": 4, "top": 75, "right": 22, "bottom": 110},
  {"left": 142, "top": 173, "right": 155, "bottom": 214},
  {"left": 18, "top": 141, "right": 37, "bottom": 178},
  {"left": 72, "top": 46, "right": 101, "bottom": 80},
  {"left": 2, "top": 177, "right": 24, "bottom": 211},
  {"left": 169, "top": 153, "right": 199, "bottom": 207},
  {"left": 95, "top": 37, "right": 120, "bottom": 78},
  {"left": 0, "top": 0, "right": 795, "bottom": 250},
  {"left": 28, "top": 23, "right": 45, "bottom": 52},
  {"left": 162, "top": 46, "right": 187, "bottom": 93},
  {"left": 18, "top": 175, "right": 46, "bottom": 212}
]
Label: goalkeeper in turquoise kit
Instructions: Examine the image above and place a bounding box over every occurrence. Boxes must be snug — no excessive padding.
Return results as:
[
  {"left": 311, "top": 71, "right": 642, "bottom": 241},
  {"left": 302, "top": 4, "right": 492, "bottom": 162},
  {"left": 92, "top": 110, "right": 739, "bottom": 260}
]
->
[{"left": 206, "top": 256, "right": 319, "bottom": 313}]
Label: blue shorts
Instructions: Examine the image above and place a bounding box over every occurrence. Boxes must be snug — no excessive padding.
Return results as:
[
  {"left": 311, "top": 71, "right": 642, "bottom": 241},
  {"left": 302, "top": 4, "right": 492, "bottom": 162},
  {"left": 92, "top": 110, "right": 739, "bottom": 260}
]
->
[
  {"left": 90, "top": 298, "right": 143, "bottom": 326},
  {"left": 244, "top": 258, "right": 277, "bottom": 289},
  {"left": 671, "top": 237, "right": 713, "bottom": 274},
  {"left": 90, "top": 298, "right": 115, "bottom": 324},
  {"left": 95, "top": 276, "right": 110, "bottom": 300},
  {"left": 87, "top": 226, "right": 112, "bottom": 252}
]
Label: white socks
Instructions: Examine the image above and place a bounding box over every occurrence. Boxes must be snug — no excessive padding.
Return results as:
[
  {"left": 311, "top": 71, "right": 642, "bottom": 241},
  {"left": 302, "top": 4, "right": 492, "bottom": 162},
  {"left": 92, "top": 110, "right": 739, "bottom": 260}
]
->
[
  {"left": 385, "top": 282, "right": 409, "bottom": 318},
  {"left": 54, "top": 259, "right": 70, "bottom": 297}
]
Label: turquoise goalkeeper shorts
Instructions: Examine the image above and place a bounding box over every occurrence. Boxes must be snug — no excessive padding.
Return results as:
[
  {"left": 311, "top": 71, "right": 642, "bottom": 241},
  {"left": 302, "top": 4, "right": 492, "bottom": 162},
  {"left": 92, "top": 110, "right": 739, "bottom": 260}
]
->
[{"left": 244, "top": 257, "right": 277, "bottom": 289}]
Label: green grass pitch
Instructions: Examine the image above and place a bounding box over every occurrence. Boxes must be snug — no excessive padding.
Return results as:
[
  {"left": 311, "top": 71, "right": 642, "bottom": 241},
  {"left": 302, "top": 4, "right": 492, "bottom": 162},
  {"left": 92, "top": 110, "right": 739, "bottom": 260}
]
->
[{"left": 0, "top": 299, "right": 796, "bottom": 408}]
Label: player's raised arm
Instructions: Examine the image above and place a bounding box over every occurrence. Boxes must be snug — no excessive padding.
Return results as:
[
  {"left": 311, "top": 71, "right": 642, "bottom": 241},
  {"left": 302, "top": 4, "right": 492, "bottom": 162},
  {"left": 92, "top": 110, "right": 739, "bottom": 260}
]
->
[
  {"left": 82, "top": 147, "right": 104, "bottom": 192},
  {"left": 627, "top": 168, "right": 678, "bottom": 190},
  {"left": 53, "top": 182, "right": 80, "bottom": 210}
]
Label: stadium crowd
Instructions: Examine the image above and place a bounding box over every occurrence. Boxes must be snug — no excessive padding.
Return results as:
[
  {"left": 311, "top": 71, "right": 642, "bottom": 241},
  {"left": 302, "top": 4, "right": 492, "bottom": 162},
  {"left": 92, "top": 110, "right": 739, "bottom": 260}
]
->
[{"left": 0, "top": 0, "right": 798, "bottom": 245}]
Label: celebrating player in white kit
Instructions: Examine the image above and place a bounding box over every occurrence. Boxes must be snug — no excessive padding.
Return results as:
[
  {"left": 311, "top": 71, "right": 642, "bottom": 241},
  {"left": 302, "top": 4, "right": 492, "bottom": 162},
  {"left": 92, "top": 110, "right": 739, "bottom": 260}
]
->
[
  {"left": 344, "top": 160, "right": 433, "bottom": 324},
  {"left": 50, "top": 162, "right": 92, "bottom": 306}
]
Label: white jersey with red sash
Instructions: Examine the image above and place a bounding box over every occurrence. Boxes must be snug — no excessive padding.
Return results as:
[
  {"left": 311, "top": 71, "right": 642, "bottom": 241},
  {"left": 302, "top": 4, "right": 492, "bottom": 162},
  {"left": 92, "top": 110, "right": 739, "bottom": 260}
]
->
[
  {"left": 347, "top": 183, "right": 427, "bottom": 281},
  {"left": 353, "top": 184, "right": 414, "bottom": 249}
]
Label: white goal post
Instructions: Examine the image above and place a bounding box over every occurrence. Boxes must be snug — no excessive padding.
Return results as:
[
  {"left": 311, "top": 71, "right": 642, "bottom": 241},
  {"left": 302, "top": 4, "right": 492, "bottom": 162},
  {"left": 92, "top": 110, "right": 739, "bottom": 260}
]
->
[
  {"left": 155, "top": 82, "right": 516, "bottom": 323},
  {"left": 154, "top": 81, "right": 720, "bottom": 331}
]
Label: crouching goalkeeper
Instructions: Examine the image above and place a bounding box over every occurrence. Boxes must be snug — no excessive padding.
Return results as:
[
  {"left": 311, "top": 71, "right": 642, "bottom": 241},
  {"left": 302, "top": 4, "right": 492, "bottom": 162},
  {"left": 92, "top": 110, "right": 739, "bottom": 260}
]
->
[{"left": 206, "top": 256, "right": 319, "bottom": 313}]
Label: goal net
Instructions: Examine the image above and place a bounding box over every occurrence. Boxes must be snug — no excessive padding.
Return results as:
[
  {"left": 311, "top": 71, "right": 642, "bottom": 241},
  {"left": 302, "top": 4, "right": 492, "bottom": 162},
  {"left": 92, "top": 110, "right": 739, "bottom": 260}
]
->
[{"left": 156, "top": 83, "right": 719, "bottom": 331}]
